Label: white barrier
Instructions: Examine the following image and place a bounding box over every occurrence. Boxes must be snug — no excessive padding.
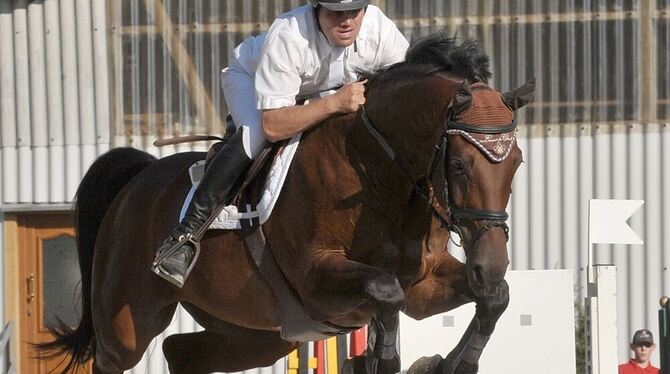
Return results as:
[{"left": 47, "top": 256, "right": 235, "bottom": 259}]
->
[
  {"left": 399, "top": 270, "right": 576, "bottom": 374},
  {"left": 585, "top": 265, "right": 618, "bottom": 374}
]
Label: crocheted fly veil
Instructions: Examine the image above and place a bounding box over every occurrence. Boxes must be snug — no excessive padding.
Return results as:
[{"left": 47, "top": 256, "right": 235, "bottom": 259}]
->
[{"left": 447, "top": 79, "right": 536, "bottom": 163}]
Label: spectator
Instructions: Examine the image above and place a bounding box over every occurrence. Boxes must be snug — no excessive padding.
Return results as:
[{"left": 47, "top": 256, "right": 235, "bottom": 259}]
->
[{"left": 619, "top": 329, "right": 660, "bottom": 374}]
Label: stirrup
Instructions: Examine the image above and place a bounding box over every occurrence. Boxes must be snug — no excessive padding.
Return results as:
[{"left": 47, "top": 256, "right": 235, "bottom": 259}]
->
[{"left": 151, "top": 233, "right": 201, "bottom": 288}]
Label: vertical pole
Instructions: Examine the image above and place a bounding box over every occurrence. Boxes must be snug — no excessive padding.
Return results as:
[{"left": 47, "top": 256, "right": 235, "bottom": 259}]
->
[
  {"left": 586, "top": 200, "right": 595, "bottom": 374},
  {"left": 349, "top": 328, "right": 367, "bottom": 357},
  {"left": 315, "top": 340, "right": 325, "bottom": 374},
  {"left": 587, "top": 201, "right": 593, "bottom": 285},
  {"left": 586, "top": 265, "right": 619, "bottom": 374},
  {"left": 326, "top": 337, "right": 338, "bottom": 374},
  {"left": 298, "top": 344, "right": 309, "bottom": 374},
  {"left": 659, "top": 297, "right": 670, "bottom": 372},
  {"left": 639, "top": 0, "right": 657, "bottom": 125},
  {"left": 336, "top": 335, "right": 348, "bottom": 371},
  {"left": 288, "top": 349, "right": 299, "bottom": 374}
]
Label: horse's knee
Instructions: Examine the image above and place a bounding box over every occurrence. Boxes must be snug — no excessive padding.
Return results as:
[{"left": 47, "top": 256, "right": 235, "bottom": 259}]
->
[
  {"left": 162, "top": 335, "right": 180, "bottom": 363},
  {"left": 474, "top": 280, "right": 509, "bottom": 335},
  {"left": 475, "top": 280, "right": 509, "bottom": 317},
  {"left": 163, "top": 335, "right": 193, "bottom": 374},
  {"left": 364, "top": 272, "right": 405, "bottom": 312}
]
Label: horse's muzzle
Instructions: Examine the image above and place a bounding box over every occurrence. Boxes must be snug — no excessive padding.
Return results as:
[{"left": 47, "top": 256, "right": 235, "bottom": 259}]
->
[{"left": 465, "top": 240, "right": 509, "bottom": 298}]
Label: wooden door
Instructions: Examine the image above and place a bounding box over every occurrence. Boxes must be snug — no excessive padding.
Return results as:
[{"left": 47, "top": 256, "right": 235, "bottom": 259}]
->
[{"left": 17, "top": 213, "right": 91, "bottom": 373}]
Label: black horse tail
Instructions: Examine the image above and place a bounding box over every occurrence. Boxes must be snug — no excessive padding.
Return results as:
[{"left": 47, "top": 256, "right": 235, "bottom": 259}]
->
[{"left": 34, "top": 147, "right": 156, "bottom": 372}]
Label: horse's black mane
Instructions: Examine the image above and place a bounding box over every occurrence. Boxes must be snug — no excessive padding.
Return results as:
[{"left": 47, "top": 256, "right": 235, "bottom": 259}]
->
[
  {"left": 406, "top": 33, "right": 492, "bottom": 82},
  {"left": 367, "top": 33, "right": 492, "bottom": 87}
]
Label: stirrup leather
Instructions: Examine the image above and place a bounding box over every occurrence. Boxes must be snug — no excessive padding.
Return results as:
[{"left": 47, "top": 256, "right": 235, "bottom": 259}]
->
[{"left": 151, "top": 233, "right": 201, "bottom": 288}]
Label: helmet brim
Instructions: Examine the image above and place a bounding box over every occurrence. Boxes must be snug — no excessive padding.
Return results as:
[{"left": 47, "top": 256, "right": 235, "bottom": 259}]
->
[{"left": 318, "top": 1, "right": 369, "bottom": 11}]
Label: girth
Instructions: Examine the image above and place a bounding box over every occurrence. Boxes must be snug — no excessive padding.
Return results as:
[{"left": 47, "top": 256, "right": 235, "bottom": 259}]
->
[{"left": 242, "top": 227, "right": 360, "bottom": 342}]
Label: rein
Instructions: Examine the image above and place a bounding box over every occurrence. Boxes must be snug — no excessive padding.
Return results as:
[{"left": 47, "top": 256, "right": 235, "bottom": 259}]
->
[
  {"left": 359, "top": 106, "right": 448, "bottom": 223},
  {"left": 359, "top": 105, "right": 514, "bottom": 245}
]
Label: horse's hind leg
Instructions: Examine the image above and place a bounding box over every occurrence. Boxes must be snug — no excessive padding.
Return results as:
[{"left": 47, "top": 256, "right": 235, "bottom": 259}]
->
[
  {"left": 163, "top": 327, "right": 299, "bottom": 374},
  {"left": 93, "top": 302, "right": 178, "bottom": 374}
]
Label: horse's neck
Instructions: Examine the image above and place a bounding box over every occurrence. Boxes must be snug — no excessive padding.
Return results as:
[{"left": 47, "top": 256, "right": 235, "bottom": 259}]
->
[{"left": 343, "top": 115, "right": 418, "bottom": 218}]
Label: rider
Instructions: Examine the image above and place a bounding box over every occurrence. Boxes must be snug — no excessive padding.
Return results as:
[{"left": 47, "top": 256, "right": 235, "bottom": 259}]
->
[{"left": 151, "top": 0, "right": 409, "bottom": 287}]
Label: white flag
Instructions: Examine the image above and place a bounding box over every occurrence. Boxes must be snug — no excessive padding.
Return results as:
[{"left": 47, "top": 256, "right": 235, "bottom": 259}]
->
[{"left": 589, "top": 199, "right": 644, "bottom": 245}]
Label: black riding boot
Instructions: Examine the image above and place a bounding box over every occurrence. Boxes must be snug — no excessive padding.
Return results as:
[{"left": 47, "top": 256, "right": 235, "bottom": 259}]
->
[{"left": 151, "top": 129, "right": 252, "bottom": 287}]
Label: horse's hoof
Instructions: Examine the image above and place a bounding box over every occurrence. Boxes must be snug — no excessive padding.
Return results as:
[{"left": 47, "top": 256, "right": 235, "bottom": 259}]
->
[
  {"left": 407, "top": 354, "right": 442, "bottom": 374},
  {"left": 454, "top": 361, "right": 478, "bottom": 374},
  {"left": 440, "top": 356, "right": 479, "bottom": 374}
]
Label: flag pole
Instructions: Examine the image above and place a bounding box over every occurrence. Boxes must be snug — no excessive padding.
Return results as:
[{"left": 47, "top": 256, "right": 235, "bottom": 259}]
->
[{"left": 587, "top": 200, "right": 593, "bottom": 286}]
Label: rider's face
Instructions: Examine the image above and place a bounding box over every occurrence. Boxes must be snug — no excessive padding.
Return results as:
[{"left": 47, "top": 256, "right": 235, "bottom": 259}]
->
[{"left": 317, "top": 7, "right": 365, "bottom": 47}]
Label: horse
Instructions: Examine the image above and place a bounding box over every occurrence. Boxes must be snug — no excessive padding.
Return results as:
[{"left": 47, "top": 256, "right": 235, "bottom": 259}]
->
[{"left": 37, "top": 34, "right": 534, "bottom": 374}]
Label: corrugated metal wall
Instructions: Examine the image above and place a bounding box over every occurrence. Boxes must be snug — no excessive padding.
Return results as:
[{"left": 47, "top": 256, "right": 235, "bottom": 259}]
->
[
  {"left": 0, "top": 0, "right": 111, "bottom": 205},
  {"left": 1, "top": 0, "right": 670, "bottom": 369}
]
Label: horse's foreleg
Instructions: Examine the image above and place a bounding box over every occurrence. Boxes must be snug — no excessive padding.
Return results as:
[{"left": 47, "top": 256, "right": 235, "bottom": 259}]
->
[
  {"left": 304, "top": 254, "right": 404, "bottom": 321},
  {"left": 404, "top": 253, "right": 508, "bottom": 374},
  {"left": 437, "top": 280, "right": 509, "bottom": 374},
  {"left": 367, "top": 313, "right": 401, "bottom": 373},
  {"left": 307, "top": 255, "right": 404, "bottom": 374},
  {"left": 342, "top": 313, "right": 400, "bottom": 374}
]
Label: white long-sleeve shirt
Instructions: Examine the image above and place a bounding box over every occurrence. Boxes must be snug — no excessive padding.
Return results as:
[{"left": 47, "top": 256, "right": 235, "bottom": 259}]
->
[
  {"left": 220, "top": 4, "right": 408, "bottom": 156},
  {"left": 224, "top": 5, "right": 408, "bottom": 109}
]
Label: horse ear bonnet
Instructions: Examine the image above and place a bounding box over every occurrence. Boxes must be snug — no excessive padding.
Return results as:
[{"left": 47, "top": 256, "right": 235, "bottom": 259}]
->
[
  {"left": 502, "top": 78, "right": 536, "bottom": 111},
  {"left": 451, "top": 81, "right": 473, "bottom": 116},
  {"left": 452, "top": 82, "right": 514, "bottom": 126},
  {"left": 449, "top": 81, "right": 519, "bottom": 162}
]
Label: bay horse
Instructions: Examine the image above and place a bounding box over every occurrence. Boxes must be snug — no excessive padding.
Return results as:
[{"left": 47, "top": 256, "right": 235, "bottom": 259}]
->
[{"left": 38, "top": 34, "right": 533, "bottom": 374}]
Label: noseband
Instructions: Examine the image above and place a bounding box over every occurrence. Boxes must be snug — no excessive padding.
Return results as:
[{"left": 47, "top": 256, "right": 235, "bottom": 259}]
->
[{"left": 360, "top": 106, "right": 515, "bottom": 246}]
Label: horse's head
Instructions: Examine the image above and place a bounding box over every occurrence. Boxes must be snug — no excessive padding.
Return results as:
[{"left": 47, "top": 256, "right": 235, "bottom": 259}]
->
[
  {"left": 362, "top": 35, "right": 534, "bottom": 298},
  {"left": 439, "top": 78, "right": 535, "bottom": 299}
]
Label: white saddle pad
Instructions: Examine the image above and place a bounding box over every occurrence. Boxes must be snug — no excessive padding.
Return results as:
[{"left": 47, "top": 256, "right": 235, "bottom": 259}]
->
[{"left": 179, "top": 133, "right": 301, "bottom": 229}]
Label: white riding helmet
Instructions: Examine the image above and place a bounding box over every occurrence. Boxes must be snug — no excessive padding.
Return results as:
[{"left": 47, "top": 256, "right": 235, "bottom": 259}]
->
[{"left": 309, "top": 0, "right": 369, "bottom": 11}]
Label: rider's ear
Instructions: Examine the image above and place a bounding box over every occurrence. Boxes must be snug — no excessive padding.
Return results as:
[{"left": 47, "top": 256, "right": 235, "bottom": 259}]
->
[
  {"left": 502, "top": 77, "right": 536, "bottom": 111},
  {"left": 451, "top": 80, "right": 472, "bottom": 116}
]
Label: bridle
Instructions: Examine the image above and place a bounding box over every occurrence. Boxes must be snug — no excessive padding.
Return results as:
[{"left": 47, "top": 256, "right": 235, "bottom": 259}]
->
[{"left": 359, "top": 105, "right": 515, "bottom": 246}]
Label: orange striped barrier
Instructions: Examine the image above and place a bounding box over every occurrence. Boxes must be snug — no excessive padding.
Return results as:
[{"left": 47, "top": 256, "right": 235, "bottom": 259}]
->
[{"left": 288, "top": 327, "right": 367, "bottom": 374}]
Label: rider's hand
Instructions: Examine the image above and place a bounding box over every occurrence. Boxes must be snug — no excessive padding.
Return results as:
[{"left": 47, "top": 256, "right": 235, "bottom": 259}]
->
[{"left": 328, "top": 80, "right": 367, "bottom": 113}]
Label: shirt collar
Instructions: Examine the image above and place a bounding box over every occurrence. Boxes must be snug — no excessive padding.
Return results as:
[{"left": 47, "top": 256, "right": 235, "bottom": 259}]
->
[{"left": 316, "top": 28, "right": 337, "bottom": 58}]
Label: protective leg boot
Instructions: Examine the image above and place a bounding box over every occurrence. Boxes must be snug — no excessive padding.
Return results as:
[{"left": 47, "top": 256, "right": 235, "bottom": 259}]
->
[{"left": 151, "top": 129, "right": 252, "bottom": 287}]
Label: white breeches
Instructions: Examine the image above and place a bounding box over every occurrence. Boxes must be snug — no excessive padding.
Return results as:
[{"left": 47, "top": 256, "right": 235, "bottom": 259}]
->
[{"left": 220, "top": 66, "right": 267, "bottom": 159}]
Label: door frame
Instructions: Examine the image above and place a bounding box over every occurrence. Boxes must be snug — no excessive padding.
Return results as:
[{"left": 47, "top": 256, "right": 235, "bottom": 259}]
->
[{"left": 3, "top": 211, "right": 77, "bottom": 373}]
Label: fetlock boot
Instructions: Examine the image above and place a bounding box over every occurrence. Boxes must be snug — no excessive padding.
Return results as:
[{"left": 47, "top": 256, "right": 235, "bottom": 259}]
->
[{"left": 151, "top": 128, "right": 252, "bottom": 287}]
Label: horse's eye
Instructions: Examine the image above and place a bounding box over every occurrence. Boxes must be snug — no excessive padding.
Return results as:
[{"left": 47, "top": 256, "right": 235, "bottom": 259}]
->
[{"left": 449, "top": 160, "right": 466, "bottom": 175}]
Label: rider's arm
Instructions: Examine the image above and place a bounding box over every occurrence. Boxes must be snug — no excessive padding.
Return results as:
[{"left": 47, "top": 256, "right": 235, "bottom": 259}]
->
[
  {"left": 261, "top": 81, "right": 366, "bottom": 142},
  {"left": 255, "top": 27, "right": 367, "bottom": 142}
]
